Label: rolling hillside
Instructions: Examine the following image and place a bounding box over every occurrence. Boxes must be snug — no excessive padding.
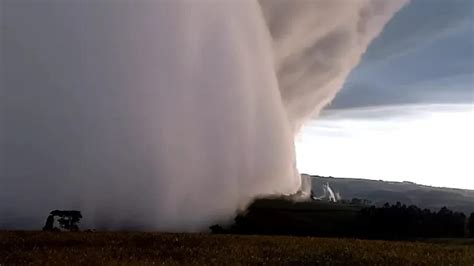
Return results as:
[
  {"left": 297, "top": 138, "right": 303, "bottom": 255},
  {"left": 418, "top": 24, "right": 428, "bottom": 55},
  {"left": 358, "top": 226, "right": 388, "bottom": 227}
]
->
[{"left": 308, "top": 175, "right": 474, "bottom": 214}]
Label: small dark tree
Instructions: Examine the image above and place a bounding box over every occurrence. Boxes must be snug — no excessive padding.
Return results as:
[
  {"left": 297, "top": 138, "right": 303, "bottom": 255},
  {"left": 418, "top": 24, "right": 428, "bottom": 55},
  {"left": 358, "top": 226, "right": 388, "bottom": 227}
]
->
[{"left": 43, "top": 210, "right": 82, "bottom": 231}]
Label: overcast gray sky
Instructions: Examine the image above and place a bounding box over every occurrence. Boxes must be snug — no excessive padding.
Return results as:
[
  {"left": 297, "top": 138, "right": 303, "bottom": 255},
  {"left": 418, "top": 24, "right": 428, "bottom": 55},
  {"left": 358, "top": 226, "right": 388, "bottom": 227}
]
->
[
  {"left": 297, "top": 0, "right": 474, "bottom": 189},
  {"left": 332, "top": 0, "right": 473, "bottom": 109}
]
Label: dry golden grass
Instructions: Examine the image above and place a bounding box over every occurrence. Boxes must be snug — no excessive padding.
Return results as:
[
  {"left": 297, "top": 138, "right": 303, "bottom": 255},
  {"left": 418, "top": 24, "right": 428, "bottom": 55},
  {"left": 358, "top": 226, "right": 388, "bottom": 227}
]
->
[{"left": 1, "top": 231, "right": 473, "bottom": 265}]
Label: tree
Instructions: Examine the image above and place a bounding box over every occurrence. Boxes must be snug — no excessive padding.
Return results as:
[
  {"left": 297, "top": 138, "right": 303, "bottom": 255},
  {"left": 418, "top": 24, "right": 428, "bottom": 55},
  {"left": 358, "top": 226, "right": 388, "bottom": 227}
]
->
[{"left": 43, "top": 210, "right": 82, "bottom": 231}]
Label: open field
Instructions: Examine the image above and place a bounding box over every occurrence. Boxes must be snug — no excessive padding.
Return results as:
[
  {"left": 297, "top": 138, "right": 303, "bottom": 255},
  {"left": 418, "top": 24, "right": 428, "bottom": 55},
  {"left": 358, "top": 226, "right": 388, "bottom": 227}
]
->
[{"left": 1, "top": 231, "right": 473, "bottom": 265}]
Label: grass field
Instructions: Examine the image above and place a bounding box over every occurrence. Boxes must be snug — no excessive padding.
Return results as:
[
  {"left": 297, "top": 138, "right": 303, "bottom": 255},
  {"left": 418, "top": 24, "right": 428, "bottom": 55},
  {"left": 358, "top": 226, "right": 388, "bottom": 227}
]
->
[{"left": 1, "top": 231, "right": 473, "bottom": 265}]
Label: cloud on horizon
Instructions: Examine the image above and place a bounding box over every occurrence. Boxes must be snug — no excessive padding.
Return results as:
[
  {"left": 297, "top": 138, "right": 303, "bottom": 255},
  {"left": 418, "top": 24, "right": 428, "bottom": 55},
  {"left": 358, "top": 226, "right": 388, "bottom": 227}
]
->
[{"left": 297, "top": 104, "right": 474, "bottom": 190}]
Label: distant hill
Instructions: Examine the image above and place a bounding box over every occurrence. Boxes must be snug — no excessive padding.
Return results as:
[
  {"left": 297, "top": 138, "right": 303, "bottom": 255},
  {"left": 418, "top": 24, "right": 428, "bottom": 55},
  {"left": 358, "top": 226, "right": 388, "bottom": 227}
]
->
[{"left": 306, "top": 174, "right": 474, "bottom": 214}]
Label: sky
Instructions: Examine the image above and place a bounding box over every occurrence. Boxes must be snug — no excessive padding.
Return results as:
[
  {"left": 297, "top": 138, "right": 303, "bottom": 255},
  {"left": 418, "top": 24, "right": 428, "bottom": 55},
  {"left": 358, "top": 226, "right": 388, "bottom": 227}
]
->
[{"left": 296, "top": 0, "right": 474, "bottom": 190}]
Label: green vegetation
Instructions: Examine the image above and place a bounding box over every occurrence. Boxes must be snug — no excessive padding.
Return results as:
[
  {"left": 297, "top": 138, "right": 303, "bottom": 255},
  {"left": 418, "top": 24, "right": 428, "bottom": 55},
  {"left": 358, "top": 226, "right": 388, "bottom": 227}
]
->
[
  {"left": 230, "top": 198, "right": 362, "bottom": 237},
  {"left": 1, "top": 231, "right": 473, "bottom": 265},
  {"left": 227, "top": 198, "right": 471, "bottom": 239}
]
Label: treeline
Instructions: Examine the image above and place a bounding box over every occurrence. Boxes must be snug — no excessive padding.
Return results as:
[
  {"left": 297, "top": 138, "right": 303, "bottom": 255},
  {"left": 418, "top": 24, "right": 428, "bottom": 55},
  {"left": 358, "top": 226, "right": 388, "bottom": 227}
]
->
[
  {"left": 358, "top": 203, "right": 469, "bottom": 238},
  {"left": 212, "top": 200, "right": 474, "bottom": 239}
]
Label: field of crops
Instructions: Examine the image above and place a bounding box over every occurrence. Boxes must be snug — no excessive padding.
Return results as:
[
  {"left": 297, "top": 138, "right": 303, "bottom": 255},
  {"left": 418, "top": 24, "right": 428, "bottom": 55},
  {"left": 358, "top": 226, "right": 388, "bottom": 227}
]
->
[{"left": 1, "top": 231, "right": 473, "bottom": 265}]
